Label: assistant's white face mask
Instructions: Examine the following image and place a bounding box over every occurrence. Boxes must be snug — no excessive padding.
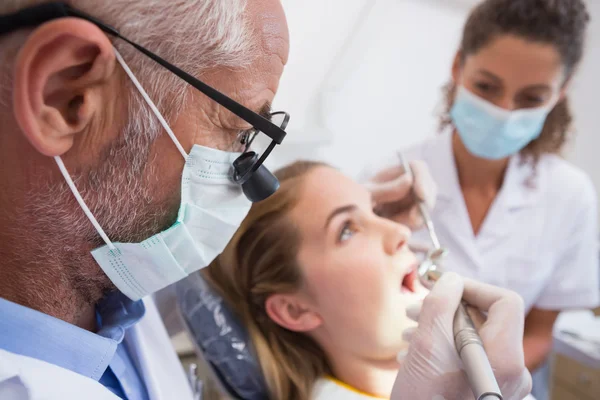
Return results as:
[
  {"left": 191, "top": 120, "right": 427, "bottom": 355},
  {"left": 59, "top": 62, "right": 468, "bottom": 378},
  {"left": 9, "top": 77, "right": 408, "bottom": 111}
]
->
[{"left": 54, "top": 48, "right": 251, "bottom": 301}]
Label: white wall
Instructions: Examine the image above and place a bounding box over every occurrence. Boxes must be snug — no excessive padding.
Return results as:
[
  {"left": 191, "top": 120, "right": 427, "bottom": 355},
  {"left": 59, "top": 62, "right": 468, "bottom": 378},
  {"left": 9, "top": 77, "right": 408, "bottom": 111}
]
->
[
  {"left": 565, "top": 1, "right": 600, "bottom": 203},
  {"left": 265, "top": 0, "right": 370, "bottom": 168},
  {"left": 271, "top": 0, "right": 600, "bottom": 212}
]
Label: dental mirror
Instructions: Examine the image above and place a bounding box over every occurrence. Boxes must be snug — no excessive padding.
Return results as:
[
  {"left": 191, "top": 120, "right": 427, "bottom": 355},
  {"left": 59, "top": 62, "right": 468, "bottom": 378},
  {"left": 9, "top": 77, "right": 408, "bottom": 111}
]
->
[{"left": 418, "top": 247, "right": 450, "bottom": 289}]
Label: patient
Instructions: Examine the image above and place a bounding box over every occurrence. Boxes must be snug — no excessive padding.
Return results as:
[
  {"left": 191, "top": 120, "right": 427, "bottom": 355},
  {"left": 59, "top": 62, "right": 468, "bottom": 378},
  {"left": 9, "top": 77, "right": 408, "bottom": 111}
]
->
[{"left": 203, "top": 161, "right": 428, "bottom": 400}]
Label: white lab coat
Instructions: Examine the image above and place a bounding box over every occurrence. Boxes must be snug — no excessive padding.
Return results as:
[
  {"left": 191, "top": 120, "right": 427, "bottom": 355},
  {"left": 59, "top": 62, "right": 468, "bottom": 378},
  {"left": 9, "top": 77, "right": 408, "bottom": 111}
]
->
[
  {"left": 362, "top": 131, "right": 600, "bottom": 313},
  {"left": 0, "top": 298, "right": 194, "bottom": 400}
]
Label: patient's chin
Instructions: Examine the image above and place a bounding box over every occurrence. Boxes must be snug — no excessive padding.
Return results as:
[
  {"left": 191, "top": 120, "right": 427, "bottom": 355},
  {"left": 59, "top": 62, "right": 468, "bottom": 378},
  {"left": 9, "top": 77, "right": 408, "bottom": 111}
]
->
[{"left": 378, "top": 317, "right": 418, "bottom": 356}]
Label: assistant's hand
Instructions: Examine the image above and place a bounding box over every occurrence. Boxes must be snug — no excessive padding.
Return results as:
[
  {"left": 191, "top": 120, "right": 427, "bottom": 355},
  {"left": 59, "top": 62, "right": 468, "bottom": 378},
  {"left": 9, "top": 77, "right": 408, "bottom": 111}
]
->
[
  {"left": 392, "top": 273, "right": 532, "bottom": 400},
  {"left": 364, "top": 160, "right": 437, "bottom": 230}
]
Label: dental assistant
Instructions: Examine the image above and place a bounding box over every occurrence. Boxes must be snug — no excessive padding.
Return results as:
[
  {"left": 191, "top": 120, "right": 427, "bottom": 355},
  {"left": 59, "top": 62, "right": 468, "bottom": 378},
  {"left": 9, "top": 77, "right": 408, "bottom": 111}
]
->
[{"left": 364, "top": 0, "right": 599, "bottom": 396}]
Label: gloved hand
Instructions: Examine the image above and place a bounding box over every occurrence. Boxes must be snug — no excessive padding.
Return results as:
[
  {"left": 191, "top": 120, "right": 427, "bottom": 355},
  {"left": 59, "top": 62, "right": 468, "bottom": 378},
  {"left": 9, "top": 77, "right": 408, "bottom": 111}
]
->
[
  {"left": 364, "top": 160, "right": 437, "bottom": 230},
  {"left": 392, "top": 272, "right": 532, "bottom": 400}
]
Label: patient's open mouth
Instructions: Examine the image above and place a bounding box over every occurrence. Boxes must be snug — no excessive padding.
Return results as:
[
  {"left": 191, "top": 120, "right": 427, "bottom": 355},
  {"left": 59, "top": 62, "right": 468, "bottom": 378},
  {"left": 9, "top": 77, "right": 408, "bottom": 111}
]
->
[{"left": 401, "top": 266, "right": 418, "bottom": 293}]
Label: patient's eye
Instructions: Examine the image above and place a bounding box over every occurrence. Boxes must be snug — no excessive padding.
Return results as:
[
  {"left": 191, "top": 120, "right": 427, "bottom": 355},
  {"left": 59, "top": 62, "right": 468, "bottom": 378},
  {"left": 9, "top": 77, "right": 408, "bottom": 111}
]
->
[{"left": 338, "top": 220, "right": 357, "bottom": 243}]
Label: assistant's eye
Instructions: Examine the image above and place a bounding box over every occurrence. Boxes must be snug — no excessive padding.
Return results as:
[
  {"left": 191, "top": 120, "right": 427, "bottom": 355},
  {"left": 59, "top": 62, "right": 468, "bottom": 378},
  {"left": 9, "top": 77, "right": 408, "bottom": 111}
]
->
[
  {"left": 338, "top": 220, "right": 358, "bottom": 243},
  {"left": 475, "top": 81, "right": 496, "bottom": 93},
  {"left": 523, "top": 96, "right": 545, "bottom": 106}
]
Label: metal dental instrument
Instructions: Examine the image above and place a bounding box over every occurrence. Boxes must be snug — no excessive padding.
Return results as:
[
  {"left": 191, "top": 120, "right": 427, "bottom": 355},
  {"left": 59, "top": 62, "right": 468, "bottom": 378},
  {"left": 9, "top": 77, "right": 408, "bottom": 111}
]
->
[
  {"left": 396, "top": 152, "right": 441, "bottom": 252},
  {"left": 398, "top": 153, "right": 503, "bottom": 400}
]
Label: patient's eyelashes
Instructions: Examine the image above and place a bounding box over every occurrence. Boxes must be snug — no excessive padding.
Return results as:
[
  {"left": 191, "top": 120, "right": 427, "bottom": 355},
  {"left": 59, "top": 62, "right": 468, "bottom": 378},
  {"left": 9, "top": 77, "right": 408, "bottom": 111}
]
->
[{"left": 338, "top": 220, "right": 358, "bottom": 243}]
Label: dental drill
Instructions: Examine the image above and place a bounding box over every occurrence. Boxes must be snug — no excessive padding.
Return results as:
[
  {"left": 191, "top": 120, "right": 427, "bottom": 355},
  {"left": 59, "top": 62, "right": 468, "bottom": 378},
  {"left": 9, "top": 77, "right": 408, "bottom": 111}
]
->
[{"left": 398, "top": 153, "right": 503, "bottom": 400}]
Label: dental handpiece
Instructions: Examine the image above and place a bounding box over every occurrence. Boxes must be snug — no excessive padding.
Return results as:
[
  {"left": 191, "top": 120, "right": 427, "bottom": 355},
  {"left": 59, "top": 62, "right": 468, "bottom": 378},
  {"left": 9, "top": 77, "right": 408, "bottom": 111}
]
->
[
  {"left": 398, "top": 153, "right": 502, "bottom": 400},
  {"left": 421, "top": 256, "right": 502, "bottom": 400}
]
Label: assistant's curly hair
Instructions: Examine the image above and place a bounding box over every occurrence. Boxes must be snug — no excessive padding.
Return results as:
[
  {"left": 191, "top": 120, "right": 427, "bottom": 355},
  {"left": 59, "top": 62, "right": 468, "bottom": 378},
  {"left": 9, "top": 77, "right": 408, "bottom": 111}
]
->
[{"left": 439, "top": 0, "right": 590, "bottom": 164}]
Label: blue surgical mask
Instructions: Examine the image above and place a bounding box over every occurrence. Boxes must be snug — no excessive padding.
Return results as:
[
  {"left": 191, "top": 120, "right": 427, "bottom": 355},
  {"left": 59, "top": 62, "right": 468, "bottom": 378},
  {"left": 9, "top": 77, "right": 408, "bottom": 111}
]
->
[{"left": 450, "top": 86, "right": 557, "bottom": 160}]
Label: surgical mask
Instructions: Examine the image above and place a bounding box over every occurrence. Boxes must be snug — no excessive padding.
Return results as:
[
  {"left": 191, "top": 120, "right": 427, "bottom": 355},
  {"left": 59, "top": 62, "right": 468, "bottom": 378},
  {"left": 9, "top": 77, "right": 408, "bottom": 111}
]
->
[
  {"left": 54, "top": 49, "right": 251, "bottom": 301},
  {"left": 450, "top": 86, "right": 557, "bottom": 160}
]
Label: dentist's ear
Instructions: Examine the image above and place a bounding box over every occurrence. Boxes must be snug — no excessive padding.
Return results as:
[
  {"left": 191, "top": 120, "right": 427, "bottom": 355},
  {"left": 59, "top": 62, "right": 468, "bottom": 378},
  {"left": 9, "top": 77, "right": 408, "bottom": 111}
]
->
[
  {"left": 265, "top": 293, "right": 322, "bottom": 332},
  {"left": 13, "top": 18, "right": 117, "bottom": 157}
]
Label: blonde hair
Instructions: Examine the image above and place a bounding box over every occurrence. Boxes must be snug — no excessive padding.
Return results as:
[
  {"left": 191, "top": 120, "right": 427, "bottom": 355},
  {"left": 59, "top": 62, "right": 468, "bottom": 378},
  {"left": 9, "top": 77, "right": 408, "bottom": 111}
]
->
[{"left": 203, "top": 161, "right": 332, "bottom": 400}]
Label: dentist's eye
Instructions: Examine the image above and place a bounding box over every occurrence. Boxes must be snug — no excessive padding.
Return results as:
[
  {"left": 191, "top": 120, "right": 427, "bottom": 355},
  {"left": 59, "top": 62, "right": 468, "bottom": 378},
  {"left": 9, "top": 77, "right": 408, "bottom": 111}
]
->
[
  {"left": 239, "top": 129, "right": 258, "bottom": 147},
  {"left": 338, "top": 221, "right": 357, "bottom": 243}
]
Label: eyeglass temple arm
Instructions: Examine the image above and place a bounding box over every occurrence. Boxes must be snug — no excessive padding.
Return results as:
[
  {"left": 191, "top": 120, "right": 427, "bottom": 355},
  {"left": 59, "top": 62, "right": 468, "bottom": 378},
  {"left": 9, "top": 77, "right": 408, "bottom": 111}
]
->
[{"left": 0, "top": 2, "right": 286, "bottom": 144}]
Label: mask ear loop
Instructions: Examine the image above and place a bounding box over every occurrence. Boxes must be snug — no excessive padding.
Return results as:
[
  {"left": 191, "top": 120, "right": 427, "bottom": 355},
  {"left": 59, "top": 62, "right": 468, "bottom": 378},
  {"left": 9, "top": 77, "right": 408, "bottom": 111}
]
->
[
  {"left": 54, "top": 156, "right": 115, "bottom": 250},
  {"left": 113, "top": 47, "right": 188, "bottom": 159},
  {"left": 53, "top": 47, "right": 188, "bottom": 250}
]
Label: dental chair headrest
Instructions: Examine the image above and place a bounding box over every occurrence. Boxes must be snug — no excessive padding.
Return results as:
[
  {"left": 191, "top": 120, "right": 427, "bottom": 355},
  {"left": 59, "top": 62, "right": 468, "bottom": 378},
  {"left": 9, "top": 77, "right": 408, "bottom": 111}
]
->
[{"left": 176, "top": 273, "right": 268, "bottom": 400}]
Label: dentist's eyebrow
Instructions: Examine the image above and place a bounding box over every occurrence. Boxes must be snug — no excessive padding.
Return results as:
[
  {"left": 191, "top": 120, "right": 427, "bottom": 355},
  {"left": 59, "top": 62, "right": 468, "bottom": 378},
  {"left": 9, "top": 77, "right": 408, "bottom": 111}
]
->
[{"left": 257, "top": 101, "right": 272, "bottom": 120}]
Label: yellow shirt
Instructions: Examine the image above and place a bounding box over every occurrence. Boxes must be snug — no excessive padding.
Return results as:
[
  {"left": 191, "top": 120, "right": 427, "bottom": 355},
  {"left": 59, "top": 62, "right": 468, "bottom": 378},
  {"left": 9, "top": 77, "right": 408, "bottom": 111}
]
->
[{"left": 312, "top": 377, "right": 388, "bottom": 400}]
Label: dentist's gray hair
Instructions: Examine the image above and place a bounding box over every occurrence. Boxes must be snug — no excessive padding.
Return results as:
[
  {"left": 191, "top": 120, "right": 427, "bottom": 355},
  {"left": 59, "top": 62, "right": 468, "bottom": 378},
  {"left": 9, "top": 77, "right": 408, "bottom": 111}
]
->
[{"left": 0, "top": 0, "right": 256, "bottom": 135}]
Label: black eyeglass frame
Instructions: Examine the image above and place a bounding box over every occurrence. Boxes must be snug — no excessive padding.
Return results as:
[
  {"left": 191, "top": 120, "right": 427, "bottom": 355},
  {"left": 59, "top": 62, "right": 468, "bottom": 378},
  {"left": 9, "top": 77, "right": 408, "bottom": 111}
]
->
[{"left": 0, "top": 2, "right": 288, "bottom": 185}]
